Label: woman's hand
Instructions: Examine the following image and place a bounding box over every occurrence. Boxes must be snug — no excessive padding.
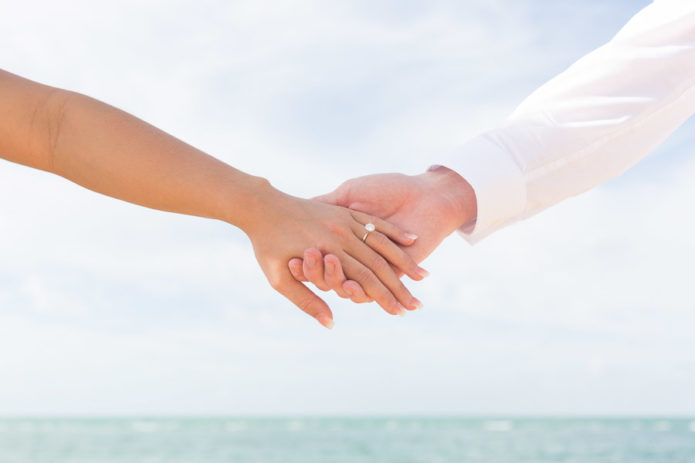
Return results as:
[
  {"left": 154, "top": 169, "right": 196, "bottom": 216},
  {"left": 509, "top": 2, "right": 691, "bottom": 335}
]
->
[
  {"left": 0, "top": 70, "right": 424, "bottom": 330},
  {"left": 245, "top": 186, "right": 428, "bottom": 329}
]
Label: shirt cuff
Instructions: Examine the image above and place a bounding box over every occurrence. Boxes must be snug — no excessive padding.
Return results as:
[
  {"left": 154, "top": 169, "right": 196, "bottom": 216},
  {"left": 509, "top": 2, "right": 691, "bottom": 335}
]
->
[{"left": 439, "top": 134, "right": 527, "bottom": 244}]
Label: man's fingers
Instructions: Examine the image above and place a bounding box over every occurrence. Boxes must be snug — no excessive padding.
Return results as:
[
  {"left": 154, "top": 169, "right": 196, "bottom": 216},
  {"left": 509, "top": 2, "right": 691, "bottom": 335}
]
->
[
  {"left": 293, "top": 253, "right": 374, "bottom": 303},
  {"left": 323, "top": 254, "right": 351, "bottom": 299},
  {"left": 302, "top": 248, "right": 330, "bottom": 291},
  {"left": 313, "top": 190, "right": 342, "bottom": 206},
  {"left": 288, "top": 258, "right": 307, "bottom": 281},
  {"left": 290, "top": 253, "right": 353, "bottom": 300},
  {"left": 342, "top": 280, "right": 372, "bottom": 303},
  {"left": 273, "top": 275, "right": 334, "bottom": 329}
]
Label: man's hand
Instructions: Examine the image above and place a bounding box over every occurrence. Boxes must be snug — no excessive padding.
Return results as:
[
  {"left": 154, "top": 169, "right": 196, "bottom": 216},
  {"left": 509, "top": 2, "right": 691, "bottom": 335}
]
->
[{"left": 289, "top": 167, "right": 477, "bottom": 303}]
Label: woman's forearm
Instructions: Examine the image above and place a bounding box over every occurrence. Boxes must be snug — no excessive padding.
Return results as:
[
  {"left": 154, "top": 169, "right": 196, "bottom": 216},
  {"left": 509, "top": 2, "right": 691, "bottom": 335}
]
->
[
  {"left": 0, "top": 69, "right": 424, "bottom": 327},
  {"left": 0, "top": 69, "right": 269, "bottom": 231}
]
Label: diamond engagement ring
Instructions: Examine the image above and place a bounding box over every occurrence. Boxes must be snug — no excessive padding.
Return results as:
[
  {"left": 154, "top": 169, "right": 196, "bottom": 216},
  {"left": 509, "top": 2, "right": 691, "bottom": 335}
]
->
[{"left": 361, "top": 223, "right": 376, "bottom": 242}]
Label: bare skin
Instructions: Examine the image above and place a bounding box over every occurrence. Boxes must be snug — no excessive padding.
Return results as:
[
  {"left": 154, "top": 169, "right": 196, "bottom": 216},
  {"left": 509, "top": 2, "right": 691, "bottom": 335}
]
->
[
  {"left": 289, "top": 169, "right": 477, "bottom": 303},
  {"left": 0, "top": 69, "right": 428, "bottom": 328}
]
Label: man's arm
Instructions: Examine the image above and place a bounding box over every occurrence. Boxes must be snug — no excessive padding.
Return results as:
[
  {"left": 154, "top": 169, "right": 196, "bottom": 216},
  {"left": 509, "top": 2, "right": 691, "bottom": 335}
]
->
[
  {"left": 452, "top": 0, "right": 695, "bottom": 243},
  {"left": 291, "top": 0, "right": 695, "bottom": 301}
]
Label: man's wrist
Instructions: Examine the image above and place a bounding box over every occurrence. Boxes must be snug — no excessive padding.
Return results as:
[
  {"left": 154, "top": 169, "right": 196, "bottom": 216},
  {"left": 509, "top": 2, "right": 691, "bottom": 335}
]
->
[{"left": 423, "top": 165, "right": 477, "bottom": 232}]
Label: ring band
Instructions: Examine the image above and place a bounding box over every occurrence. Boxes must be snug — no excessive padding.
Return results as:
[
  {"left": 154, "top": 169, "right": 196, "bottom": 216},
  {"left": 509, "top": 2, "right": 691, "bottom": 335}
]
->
[{"left": 362, "top": 223, "right": 376, "bottom": 242}]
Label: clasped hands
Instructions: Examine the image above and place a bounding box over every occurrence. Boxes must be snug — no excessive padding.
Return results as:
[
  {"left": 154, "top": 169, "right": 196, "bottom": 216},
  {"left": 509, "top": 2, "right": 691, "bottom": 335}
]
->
[{"left": 249, "top": 167, "right": 476, "bottom": 329}]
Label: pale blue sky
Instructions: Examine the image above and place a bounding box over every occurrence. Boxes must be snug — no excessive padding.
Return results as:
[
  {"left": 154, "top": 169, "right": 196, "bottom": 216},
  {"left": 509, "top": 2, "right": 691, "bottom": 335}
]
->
[{"left": 1, "top": 0, "right": 694, "bottom": 416}]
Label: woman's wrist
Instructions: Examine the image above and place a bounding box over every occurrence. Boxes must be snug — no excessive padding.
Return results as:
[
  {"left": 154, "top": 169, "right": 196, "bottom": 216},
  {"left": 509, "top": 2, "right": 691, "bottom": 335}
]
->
[{"left": 217, "top": 172, "right": 284, "bottom": 235}]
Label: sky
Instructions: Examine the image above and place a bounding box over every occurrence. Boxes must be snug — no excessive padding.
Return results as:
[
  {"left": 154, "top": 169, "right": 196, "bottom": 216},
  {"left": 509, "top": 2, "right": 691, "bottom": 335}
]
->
[{"left": 2, "top": 0, "right": 695, "bottom": 416}]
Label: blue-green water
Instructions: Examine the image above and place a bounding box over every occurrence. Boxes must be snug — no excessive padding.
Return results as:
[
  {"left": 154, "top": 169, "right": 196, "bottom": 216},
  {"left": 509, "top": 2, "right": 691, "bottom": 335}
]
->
[{"left": 1, "top": 418, "right": 694, "bottom": 462}]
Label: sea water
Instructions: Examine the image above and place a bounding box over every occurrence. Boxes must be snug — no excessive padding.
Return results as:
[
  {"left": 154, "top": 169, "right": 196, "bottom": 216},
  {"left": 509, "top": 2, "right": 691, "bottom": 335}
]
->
[{"left": 0, "top": 417, "right": 694, "bottom": 462}]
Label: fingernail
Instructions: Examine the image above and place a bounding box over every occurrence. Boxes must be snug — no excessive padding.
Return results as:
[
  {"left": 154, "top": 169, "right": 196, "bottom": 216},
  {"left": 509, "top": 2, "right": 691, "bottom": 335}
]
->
[
  {"left": 405, "top": 233, "right": 418, "bottom": 241},
  {"left": 393, "top": 304, "right": 407, "bottom": 317},
  {"left": 411, "top": 298, "right": 423, "bottom": 310},
  {"left": 318, "top": 314, "right": 335, "bottom": 330},
  {"left": 306, "top": 255, "right": 315, "bottom": 268},
  {"left": 325, "top": 261, "right": 334, "bottom": 276},
  {"left": 416, "top": 267, "right": 430, "bottom": 279},
  {"left": 345, "top": 288, "right": 354, "bottom": 298}
]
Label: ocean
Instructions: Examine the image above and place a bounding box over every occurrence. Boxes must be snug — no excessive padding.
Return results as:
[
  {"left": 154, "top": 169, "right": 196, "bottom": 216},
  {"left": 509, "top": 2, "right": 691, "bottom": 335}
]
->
[{"left": 0, "top": 417, "right": 694, "bottom": 462}]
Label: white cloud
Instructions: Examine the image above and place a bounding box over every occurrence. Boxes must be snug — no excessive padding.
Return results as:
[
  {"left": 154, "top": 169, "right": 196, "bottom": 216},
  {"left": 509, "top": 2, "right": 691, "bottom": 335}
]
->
[{"left": 0, "top": 0, "right": 692, "bottom": 415}]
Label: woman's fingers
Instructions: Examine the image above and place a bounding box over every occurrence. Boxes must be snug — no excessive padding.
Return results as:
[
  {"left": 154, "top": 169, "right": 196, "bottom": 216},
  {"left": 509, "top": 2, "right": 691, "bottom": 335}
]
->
[
  {"left": 359, "top": 228, "right": 428, "bottom": 281},
  {"left": 351, "top": 210, "right": 418, "bottom": 246},
  {"left": 348, "top": 227, "right": 422, "bottom": 310},
  {"left": 346, "top": 233, "right": 422, "bottom": 312},
  {"left": 340, "top": 253, "right": 412, "bottom": 316},
  {"left": 289, "top": 229, "right": 423, "bottom": 311},
  {"left": 285, "top": 207, "right": 429, "bottom": 315},
  {"left": 270, "top": 272, "right": 334, "bottom": 329},
  {"left": 352, "top": 213, "right": 428, "bottom": 281}
]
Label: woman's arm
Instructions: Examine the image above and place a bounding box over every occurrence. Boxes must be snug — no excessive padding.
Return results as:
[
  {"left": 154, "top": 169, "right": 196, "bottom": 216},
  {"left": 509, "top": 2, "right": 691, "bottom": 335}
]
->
[
  {"left": 0, "top": 69, "right": 426, "bottom": 328},
  {"left": 0, "top": 69, "right": 269, "bottom": 227}
]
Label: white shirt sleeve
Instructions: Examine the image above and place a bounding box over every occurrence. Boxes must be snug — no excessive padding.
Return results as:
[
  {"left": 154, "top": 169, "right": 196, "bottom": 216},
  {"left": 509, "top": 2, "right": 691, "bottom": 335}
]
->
[{"left": 445, "top": 0, "right": 695, "bottom": 244}]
